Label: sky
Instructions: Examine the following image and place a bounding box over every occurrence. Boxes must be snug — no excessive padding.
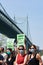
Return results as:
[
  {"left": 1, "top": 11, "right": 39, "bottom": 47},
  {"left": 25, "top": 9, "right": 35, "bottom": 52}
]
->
[{"left": 0, "top": 0, "right": 43, "bottom": 49}]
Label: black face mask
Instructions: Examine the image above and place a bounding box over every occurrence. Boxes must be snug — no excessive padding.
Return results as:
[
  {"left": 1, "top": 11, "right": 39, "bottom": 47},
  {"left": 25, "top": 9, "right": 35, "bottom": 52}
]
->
[{"left": 28, "top": 51, "right": 32, "bottom": 54}]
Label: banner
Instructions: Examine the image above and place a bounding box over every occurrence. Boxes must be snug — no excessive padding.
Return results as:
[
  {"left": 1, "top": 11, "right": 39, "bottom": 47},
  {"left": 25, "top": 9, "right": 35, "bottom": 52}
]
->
[{"left": 17, "top": 34, "right": 25, "bottom": 47}]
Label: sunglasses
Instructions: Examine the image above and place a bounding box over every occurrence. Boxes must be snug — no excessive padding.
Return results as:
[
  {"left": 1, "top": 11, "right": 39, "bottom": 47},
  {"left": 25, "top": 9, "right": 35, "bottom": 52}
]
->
[
  {"left": 19, "top": 49, "right": 24, "bottom": 50},
  {"left": 30, "top": 48, "right": 34, "bottom": 49}
]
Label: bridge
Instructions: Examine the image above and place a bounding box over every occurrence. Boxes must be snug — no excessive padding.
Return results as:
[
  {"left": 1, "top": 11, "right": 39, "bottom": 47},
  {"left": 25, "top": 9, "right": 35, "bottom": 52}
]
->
[{"left": 0, "top": 9, "right": 32, "bottom": 50}]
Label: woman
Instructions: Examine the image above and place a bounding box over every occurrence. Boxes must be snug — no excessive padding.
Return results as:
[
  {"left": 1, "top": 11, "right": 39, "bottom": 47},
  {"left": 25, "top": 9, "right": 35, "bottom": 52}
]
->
[
  {"left": 28, "top": 45, "right": 43, "bottom": 65},
  {"left": 14, "top": 45, "right": 28, "bottom": 65},
  {"left": 6, "top": 51, "right": 16, "bottom": 65}
]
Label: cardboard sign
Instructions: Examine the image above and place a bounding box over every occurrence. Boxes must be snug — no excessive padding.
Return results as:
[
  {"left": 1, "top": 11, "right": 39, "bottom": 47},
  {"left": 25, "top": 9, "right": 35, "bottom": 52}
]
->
[
  {"left": 17, "top": 34, "right": 25, "bottom": 47},
  {"left": 7, "top": 38, "right": 14, "bottom": 50}
]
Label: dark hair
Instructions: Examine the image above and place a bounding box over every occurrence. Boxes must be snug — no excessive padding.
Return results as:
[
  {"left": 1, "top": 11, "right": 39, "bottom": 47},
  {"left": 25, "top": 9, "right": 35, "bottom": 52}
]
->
[
  {"left": 8, "top": 48, "right": 12, "bottom": 52},
  {"left": 19, "top": 45, "right": 24, "bottom": 49},
  {"left": 31, "top": 44, "right": 37, "bottom": 49},
  {"left": 1, "top": 47, "right": 4, "bottom": 52}
]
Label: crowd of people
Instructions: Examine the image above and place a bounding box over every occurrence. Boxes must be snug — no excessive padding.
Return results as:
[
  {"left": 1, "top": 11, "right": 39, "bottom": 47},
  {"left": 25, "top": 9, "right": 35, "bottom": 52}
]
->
[{"left": 0, "top": 44, "right": 43, "bottom": 65}]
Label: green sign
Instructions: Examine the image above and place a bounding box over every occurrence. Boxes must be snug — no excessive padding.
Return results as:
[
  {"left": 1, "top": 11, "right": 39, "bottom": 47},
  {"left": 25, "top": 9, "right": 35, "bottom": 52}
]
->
[
  {"left": 7, "top": 38, "right": 14, "bottom": 50},
  {"left": 17, "top": 34, "right": 25, "bottom": 47}
]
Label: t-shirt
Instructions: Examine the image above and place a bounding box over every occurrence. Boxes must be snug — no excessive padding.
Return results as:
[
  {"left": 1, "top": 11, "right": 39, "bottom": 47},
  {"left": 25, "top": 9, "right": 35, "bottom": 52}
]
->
[
  {"left": 1, "top": 53, "right": 7, "bottom": 62},
  {"left": 1, "top": 53, "right": 7, "bottom": 58}
]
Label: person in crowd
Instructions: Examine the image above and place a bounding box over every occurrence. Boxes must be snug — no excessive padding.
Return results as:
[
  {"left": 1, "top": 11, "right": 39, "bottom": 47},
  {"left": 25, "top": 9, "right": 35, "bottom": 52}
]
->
[
  {"left": 41, "top": 55, "right": 43, "bottom": 64},
  {"left": 6, "top": 51, "right": 16, "bottom": 65},
  {"left": 0, "top": 47, "right": 4, "bottom": 65},
  {"left": 5, "top": 48, "right": 11, "bottom": 64},
  {"left": 5, "top": 48, "right": 16, "bottom": 65},
  {"left": 14, "top": 45, "right": 28, "bottom": 65},
  {"left": 1, "top": 47, "right": 7, "bottom": 62},
  {"left": 28, "top": 45, "right": 43, "bottom": 65}
]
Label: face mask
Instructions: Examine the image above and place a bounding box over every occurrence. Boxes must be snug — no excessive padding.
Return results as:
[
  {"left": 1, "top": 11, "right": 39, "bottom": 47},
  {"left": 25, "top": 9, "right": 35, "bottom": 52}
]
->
[
  {"left": 30, "top": 49, "right": 35, "bottom": 53},
  {"left": 19, "top": 50, "right": 24, "bottom": 55},
  {"left": 6, "top": 51, "right": 11, "bottom": 55}
]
